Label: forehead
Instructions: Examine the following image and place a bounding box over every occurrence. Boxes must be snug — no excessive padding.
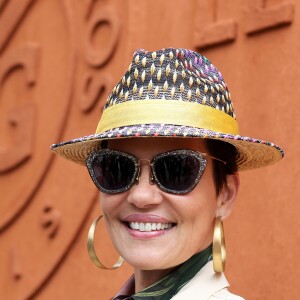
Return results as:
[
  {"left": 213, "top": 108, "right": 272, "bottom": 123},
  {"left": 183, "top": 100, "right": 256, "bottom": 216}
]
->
[{"left": 107, "top": 137, "right": 207, "bottom": 158}]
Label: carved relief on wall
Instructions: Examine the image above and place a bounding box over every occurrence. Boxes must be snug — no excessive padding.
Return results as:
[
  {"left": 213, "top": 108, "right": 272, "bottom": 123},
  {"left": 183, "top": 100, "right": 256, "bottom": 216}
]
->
[
  {"left": 193, "top": 0, "right": 294, "bottom": 49},
  {"left": 0, "top": 0, "right": 124, "bottom": 298},
  {"left": 245, "top": 0, "right": 294, "bottom": 35},
  {"left": 193, "top": 0, "right": 238, "bottom": 49},
  {"left": 0, "top": 0, "right": 296, "bottom": 299}
]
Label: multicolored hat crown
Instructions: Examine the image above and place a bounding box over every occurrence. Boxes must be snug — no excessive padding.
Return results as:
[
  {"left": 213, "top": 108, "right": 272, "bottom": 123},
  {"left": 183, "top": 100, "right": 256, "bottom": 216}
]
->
[
  {"left": 106, "top": 48, "right": 234, "bottom": 116},
  {"left": 96, "top": 48, "right": 239, "bottom": 138},
  {"left": 51, "top": 48, "right": 284, "bottom": 170}
]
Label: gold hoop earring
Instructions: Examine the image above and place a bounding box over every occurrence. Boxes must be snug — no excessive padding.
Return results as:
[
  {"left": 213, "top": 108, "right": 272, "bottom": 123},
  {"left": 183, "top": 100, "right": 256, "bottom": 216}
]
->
[
  {"left": 213, "top": 217, "right": 226, "bottom": 273},
  {"left": 87, "top": 215, "right": 124, "bottom": 270}
]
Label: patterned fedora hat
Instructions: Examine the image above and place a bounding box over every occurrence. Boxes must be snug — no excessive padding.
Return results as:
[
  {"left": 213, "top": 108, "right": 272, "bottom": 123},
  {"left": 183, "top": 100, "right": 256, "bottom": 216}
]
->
[{"left": 51, "top": 48, "right": 284, "bottom": 170}]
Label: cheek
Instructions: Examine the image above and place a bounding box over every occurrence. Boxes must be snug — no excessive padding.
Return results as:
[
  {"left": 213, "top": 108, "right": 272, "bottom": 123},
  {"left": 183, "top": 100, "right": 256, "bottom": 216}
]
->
[
  {"left": 100, "top": 192, "right": 122, "bottom": 219},
  {"left": 99, "top": 192, "right": 110, "bottom": 215},
  {"left": 176, "top": 167, "right": 218, "bottom": 234},
  {"left": 186, "top": 171, "right": 218, "bottom": 216},
  {"left": 99, "top": 193, "right": 124, "bottom": 240},
  {"left": 176, "top": 193, "right": 217, "bottom": 228}
]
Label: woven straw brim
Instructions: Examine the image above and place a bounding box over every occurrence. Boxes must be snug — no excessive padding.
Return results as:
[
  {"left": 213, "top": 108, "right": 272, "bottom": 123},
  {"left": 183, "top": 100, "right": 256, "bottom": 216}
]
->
[{"left": 51, "top": 124, "right": 284, "bottom": 171}]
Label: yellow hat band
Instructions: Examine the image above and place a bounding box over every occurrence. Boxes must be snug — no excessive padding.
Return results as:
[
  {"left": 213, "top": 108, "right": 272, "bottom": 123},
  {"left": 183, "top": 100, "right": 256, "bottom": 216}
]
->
[{"left": 96, "top": 100, "right": 239, "bottom": 135}]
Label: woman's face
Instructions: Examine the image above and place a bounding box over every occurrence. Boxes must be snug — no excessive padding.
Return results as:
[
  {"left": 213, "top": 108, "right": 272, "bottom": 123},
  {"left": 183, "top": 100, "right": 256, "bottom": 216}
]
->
[{"left": 100, "top": 137, "right": 232, "bottom": 271}]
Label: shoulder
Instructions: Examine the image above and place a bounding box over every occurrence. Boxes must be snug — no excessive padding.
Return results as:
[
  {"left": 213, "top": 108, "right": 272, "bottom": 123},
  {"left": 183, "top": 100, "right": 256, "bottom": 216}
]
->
[
  {"left": 209, "top": 288, "right": 245, "bottom": 300},
  {"left": 171, "top": 261, "right": 245, "bottom": 300}
]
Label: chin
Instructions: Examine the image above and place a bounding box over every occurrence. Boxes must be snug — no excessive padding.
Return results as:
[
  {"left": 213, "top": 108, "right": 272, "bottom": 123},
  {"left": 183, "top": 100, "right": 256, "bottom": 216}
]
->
[
  {"left": 128, "top": 260, "right": 172, "bottom": 271},
  {"left": 121, "top": 251, "right": 174, "bottom": 271}
]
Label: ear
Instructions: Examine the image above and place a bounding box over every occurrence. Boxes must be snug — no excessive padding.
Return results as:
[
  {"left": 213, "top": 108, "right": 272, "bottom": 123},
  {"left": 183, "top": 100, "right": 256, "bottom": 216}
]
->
[{"left": 216, "top": 173, "right": 240, "bottom": 220}]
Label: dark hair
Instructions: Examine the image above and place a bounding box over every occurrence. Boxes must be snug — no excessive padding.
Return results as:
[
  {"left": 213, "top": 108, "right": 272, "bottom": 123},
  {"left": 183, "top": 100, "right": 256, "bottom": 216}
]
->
[
  {"left": 101, "top": 140, "right": 108, "bottom": 149},
  {"left": 205, "top": 139, "right": 238, "bottom": 195}
]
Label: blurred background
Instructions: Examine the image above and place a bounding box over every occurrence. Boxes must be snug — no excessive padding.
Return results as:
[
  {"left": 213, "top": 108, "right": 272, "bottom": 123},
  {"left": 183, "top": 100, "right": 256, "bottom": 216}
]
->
[{"left": 0, "top": 0, "right": 299, "bottom": 299}]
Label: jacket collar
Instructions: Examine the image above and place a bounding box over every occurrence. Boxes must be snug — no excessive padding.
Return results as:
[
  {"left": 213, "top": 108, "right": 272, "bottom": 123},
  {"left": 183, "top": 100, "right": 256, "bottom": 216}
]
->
[
  {"left": 171, "top": 260, "right": 229, "bottom": 300},
  {"left": 113, "top": 261, "right": 229, "bottom": 300}
]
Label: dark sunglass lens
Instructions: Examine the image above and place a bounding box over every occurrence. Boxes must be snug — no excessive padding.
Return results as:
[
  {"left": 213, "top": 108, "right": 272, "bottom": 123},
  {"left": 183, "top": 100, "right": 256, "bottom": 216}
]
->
[
  {"left": 92, "top": 153, "right": 136, "bottom": 191},
  {"left": 154, "top": 154, "right": 201, "bottom": 192}
]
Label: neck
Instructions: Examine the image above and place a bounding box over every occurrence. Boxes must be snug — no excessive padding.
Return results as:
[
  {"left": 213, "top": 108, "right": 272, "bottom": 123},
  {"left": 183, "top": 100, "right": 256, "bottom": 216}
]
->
[{"left": 134, "top": 267, "right": 175, "bottom": 293}]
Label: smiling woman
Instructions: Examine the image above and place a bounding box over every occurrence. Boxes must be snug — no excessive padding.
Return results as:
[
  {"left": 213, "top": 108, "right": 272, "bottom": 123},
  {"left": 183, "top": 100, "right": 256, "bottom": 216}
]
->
[
  {"left": 101, "top": 138, "right": 222, "bottom": 270},
  {"left": 51, "top": 48, "right": 284, "bottom": 299}
]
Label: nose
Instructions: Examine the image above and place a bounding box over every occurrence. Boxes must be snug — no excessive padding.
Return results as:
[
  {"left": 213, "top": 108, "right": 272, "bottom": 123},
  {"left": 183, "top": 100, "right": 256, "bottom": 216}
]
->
[{"left": 127, "top": 163, "right": 163, "bottom": 208}]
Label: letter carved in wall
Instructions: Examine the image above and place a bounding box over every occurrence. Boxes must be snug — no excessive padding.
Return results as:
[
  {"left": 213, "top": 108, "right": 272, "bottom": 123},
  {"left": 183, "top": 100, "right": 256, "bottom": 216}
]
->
[
  {"left": 80, "top": 1, "right": 119, "bottom": 113},
  {"left": 193, "top": 0, "right": 238, "bottom": 49},
  {"left": 245, "top": 0, "right": 295, "bottom": 35},
  {"left": 0, "top": 44, "right": 39, "bottom": 173}
]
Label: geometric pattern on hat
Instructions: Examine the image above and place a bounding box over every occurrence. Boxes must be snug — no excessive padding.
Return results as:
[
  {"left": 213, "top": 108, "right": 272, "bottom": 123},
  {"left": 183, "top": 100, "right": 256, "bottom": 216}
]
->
[
  {"left": 106, "top": 48, "right": 235, "bottom": 118},
  {"left": 51, "top": 48, "right": 284, "bottom": 171}
]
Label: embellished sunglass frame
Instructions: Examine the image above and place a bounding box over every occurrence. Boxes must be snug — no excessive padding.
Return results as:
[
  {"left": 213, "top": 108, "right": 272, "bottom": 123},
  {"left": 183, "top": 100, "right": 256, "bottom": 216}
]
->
[
  {"left": 150, "top": 149, "right": 207, "bottom": 194},
  {"left": 86, "top": 149, "right": 222, "bottom": 195},
  {"left": 86, "top": 149, "right": 139, "bottom": 194}
]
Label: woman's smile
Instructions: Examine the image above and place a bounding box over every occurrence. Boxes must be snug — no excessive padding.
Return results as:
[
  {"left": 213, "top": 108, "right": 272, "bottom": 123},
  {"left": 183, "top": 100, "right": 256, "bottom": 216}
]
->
[
  {"left": 122, "top": 213, "right": 176, "bottom": 238},
  {"left": 128, "top": 222, "right": 173, "bottom": 231}
]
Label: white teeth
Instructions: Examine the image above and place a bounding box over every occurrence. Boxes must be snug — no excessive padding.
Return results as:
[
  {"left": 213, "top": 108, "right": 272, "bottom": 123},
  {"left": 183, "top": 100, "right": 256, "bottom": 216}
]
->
[
  {"left": 139, "top": 223, "right": 145, "bottom": 231},
  {"left": 145, "top": 223, "right": 152, "bottom": 232},
  {"left": 128, "top": 222, "right": 173, "bottom": 232}
]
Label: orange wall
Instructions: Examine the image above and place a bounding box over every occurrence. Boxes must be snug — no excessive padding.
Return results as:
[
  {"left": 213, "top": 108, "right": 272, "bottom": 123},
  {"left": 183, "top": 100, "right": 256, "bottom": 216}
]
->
[{"left": 0, "top": 0, "right": 299, "bottom": 299}]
